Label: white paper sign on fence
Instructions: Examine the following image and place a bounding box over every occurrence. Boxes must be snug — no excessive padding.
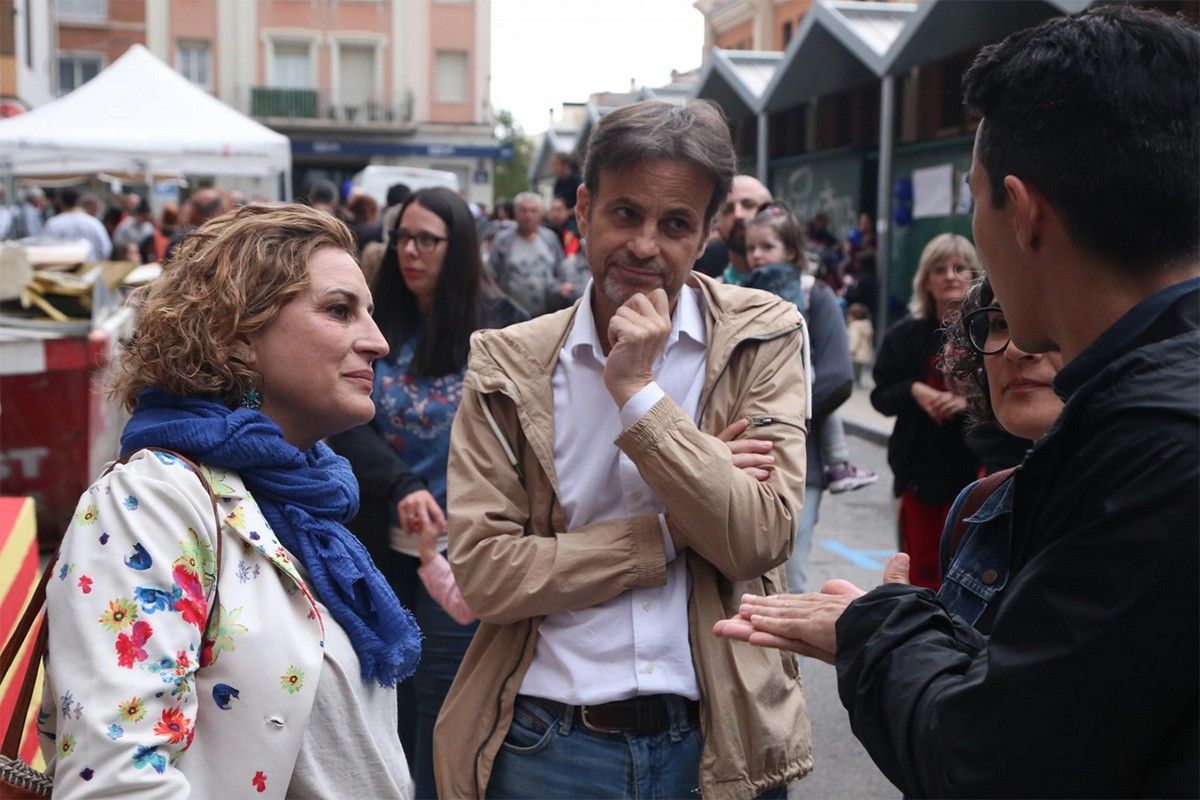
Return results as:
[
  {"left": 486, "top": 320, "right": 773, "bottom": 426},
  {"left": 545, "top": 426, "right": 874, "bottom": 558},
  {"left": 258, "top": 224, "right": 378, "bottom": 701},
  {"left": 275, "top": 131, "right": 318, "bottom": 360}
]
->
[{"left": 912, "top": 163, "right": 954, "bottom": 219}]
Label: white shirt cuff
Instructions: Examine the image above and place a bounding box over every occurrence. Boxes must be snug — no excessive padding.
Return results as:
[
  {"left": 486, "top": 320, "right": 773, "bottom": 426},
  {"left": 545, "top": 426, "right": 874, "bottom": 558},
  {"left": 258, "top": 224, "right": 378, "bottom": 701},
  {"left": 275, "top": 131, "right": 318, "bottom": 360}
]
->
[
  {"left": 657, "top": 513, "right": 676, "bottom": 562},
  {"left": 619, "top": 382, "right": 665, "bottom": 430}
]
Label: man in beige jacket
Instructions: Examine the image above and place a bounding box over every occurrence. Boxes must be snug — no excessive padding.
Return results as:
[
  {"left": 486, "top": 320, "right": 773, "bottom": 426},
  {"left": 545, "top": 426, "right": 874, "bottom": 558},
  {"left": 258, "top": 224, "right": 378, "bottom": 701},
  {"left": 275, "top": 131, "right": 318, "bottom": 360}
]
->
[{"left": 435, "top": 99, "right": 813, "bottom": 799}]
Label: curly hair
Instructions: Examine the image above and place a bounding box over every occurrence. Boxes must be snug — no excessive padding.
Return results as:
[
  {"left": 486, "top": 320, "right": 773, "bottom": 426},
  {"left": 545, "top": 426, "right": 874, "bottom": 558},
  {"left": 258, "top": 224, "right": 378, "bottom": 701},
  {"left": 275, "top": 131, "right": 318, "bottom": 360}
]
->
[
  {"left": 112, "top": 204, "right": 356, "bottom": 411},
  {"left": 941, "top": 277, "right": 997, "bottom": 429}
]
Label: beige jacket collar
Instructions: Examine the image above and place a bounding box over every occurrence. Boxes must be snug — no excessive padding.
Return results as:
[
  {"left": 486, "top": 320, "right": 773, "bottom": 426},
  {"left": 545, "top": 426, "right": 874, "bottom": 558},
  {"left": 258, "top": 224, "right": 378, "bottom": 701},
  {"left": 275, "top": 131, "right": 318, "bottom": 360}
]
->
[{"left": 463, "top": 271, "right": 803, "bottom": 488}]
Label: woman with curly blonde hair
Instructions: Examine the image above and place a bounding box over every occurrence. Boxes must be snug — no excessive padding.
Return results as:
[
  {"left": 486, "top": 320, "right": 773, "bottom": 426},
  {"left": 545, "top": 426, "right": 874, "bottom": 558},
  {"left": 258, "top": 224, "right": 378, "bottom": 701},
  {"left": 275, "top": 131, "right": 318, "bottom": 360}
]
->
[{"left": 40, "top": 204, "right": 419, "bottom": 798}]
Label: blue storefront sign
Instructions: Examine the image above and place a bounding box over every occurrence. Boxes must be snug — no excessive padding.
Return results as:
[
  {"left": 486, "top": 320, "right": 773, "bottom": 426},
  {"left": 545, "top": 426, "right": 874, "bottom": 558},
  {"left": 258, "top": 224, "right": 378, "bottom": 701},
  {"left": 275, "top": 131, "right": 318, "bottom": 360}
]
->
[{"left": 292, "top": 139, "right": 515, "bottom": 161}]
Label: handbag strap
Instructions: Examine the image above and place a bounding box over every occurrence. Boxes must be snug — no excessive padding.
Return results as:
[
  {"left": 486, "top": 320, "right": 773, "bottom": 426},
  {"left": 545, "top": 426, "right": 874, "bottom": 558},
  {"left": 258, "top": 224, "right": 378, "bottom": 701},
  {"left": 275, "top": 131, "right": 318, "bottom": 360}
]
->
[
  {"left": 0, "top": 448, "right": 222, "bottom": 760},
  {"left": 946, "top": 466, "right": 1017, "bottom": 562}
]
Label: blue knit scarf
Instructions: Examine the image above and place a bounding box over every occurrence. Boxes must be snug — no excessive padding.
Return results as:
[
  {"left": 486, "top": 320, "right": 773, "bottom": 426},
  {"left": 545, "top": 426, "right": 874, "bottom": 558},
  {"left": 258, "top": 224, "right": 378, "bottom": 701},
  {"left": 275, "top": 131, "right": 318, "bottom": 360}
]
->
[{"left": 121, "top": 389, "right": 421, "bottom": 687}]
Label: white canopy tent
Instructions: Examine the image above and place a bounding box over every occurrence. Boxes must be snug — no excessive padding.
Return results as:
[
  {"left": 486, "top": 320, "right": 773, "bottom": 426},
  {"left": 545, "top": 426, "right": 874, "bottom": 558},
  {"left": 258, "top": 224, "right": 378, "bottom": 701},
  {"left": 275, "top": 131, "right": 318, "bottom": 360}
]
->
[{"left": 0, "top": 45, "right": 291, "bottom": 197}]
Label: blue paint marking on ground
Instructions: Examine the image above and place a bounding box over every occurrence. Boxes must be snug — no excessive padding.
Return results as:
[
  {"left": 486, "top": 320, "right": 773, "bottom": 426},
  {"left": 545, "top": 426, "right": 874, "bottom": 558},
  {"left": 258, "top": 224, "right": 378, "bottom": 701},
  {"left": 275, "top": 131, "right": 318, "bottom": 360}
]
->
[{"left": 820, "top": 540, "right": 894, "bottom": 570}]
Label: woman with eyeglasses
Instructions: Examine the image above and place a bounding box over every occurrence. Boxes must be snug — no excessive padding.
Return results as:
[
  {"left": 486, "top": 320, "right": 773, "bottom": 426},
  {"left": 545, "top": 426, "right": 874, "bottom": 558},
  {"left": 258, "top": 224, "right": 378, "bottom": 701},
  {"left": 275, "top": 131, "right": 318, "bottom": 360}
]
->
[
  {"left": 328, "top": 187, "right": 526, "bottom": 799},
  {"left": 870, "top": 233, "right": 982, "bottom": 590},
  {"left": 937, "top": 278, "right": 1065, "bottom": 632}
]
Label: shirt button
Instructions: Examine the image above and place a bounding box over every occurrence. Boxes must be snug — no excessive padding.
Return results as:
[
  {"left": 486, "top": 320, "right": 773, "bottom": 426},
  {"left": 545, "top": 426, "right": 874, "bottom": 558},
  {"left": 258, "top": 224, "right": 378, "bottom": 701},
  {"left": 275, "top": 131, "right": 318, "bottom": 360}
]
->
[
  {"left": 631, "top": 490, "right": 643, "bottom": 501},
  {"left": 981, "top": 569, "right": 999, "bottom": 585},
  {"left": 644, "top": 663, "right": 655, "bottom": 675},
  {"left": 642, "top": 601, "right": 652, "bottom": 612}
]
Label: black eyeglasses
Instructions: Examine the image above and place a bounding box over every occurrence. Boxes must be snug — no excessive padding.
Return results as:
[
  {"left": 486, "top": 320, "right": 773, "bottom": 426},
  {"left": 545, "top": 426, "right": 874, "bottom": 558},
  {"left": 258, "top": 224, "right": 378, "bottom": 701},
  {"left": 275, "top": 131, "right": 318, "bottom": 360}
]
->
[
  {"left": 392, "top": 228, "right": 448, "bottom": 254},
  {"left": 962, "top": 305, "right": 1010, "bottom": 356}
]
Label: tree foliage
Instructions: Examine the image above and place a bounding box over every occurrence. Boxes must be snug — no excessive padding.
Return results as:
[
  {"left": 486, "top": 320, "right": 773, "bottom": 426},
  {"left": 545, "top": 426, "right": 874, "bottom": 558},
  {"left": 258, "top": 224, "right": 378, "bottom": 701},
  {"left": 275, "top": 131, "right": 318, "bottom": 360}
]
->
[{"left": 493, "top": 109, "right": 534, "bottom": 202}]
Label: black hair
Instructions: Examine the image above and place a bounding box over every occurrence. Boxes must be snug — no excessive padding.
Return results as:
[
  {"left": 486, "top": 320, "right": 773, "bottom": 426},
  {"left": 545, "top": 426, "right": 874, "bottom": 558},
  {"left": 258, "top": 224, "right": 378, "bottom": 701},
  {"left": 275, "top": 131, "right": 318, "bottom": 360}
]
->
[
  {"left": 59, "top": 187, "right": 80, "bottom": 208},
  {"left": 963, "top": 5, "right": 1200, "bottom": 272},
  {"left": 386, "top": 183, "right": 412, "bottom": 207},
  {"left": 306, "top": 179, "right": 339, "bottom": 206},
  {"left": 373, "top": 187, "right": 483, "bottom": 377}
]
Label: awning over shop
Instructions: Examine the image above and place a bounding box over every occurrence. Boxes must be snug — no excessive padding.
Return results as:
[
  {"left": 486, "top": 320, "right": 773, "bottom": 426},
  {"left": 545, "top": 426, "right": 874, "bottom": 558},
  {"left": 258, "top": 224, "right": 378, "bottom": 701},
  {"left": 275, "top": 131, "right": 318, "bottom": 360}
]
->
[
  {"left": 761, "top": 1, "right": 916, "bottom": 113},
  {"left": 883, "top": 0, "right": 1095, "bottom": 74},
  {"left": 0, "top": 45, "right": 291, "bottom": 179},
  {"left": 693, "top": 49, "right": 783, "bottom": 121},
  {"left": 573, "top": 104, "right": 616, "bottom": 160},
  {"left": 641, "top": 82, "right": 696, "bottom": 108},
  {"left": 528, "top": 127, "right": 580, "bottom": 187}
]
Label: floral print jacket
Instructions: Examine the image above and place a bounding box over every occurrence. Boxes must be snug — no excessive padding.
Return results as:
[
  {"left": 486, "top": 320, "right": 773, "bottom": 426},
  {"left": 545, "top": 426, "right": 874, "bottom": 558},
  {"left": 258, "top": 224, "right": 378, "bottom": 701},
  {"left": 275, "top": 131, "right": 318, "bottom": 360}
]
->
[{"left": 40, "top": 450, "right": 327, "bottom": 799}]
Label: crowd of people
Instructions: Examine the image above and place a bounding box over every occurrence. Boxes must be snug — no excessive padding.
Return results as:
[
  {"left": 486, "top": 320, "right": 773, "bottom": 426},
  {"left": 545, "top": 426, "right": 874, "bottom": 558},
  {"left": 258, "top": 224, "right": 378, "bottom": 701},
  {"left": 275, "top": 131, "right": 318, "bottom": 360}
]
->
[
  {"left": 0, "top": 182, "right": 263, "bottom": 266},
  {"left": 18, "top": 5, "right": 1198, "bottom": 799}
]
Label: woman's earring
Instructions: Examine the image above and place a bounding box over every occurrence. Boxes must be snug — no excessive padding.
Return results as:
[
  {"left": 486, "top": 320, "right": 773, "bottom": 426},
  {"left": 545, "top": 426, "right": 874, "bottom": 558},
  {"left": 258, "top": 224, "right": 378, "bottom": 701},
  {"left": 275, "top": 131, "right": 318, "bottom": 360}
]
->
[{"left": 241, "top": 386, "right": 263, "bottom": 409}]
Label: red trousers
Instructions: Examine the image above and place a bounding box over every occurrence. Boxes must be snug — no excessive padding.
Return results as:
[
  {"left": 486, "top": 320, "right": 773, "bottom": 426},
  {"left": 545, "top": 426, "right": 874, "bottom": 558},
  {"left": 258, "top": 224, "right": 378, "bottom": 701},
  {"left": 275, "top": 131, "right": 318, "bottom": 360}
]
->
[{"left": 898, "top": 490, "right": 952, "bottom": 591}]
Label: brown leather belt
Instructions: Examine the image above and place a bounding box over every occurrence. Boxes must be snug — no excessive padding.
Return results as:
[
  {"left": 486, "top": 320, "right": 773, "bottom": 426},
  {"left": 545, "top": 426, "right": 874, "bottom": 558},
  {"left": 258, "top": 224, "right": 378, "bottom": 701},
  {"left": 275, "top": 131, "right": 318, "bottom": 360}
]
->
[{"left": 521, "top": 694, "right": 700, "bottom": 735}]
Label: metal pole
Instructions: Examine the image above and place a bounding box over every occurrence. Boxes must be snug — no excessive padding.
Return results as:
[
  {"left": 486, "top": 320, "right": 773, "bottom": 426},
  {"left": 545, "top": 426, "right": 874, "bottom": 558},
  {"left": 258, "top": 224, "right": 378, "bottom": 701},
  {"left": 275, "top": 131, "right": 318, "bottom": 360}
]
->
[
  {"left": 756, "top": 111, "right": 769, "bottom": 184},
  {"left": 874, "top": 74, "right": 895, "bottom": 347},
  {"left": 281, "top": 166, "right": 293, "bottom": 202}
]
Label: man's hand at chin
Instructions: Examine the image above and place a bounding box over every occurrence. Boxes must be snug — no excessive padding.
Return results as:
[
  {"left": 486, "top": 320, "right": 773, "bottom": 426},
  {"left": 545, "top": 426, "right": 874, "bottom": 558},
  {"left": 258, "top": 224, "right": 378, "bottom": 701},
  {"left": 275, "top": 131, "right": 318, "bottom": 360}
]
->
[{"left": 603, "top": 288, "right": 672, "bottom": 407}]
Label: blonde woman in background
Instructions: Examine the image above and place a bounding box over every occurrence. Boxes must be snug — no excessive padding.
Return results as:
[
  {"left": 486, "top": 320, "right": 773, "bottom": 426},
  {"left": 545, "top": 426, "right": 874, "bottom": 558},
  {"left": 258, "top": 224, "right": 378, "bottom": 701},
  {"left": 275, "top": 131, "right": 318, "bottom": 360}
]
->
[{"left": 869, "top": 233, "right": 981, "bottom": 589}]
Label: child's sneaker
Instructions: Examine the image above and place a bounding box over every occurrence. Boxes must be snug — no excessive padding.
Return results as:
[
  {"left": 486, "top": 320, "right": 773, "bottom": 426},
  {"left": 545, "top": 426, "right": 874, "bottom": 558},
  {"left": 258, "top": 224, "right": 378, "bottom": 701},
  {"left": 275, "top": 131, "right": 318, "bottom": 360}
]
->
[{"left": 826, "top": 461, "right": 879, "bottom": 494}]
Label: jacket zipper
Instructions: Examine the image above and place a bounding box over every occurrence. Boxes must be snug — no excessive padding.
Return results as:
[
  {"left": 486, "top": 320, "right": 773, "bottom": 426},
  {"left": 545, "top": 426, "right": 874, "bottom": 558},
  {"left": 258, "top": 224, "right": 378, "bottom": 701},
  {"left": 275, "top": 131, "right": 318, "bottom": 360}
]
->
[{"left": 748, "top": 415, "right": 807, "bottom": 431}]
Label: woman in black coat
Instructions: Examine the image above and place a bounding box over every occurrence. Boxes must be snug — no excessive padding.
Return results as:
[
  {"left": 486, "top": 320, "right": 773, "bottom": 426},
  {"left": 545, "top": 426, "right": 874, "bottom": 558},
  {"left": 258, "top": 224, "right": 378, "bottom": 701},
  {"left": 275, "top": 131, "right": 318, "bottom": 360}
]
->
[{"left": 871, "top": 233, "right": 981, "bottom": 589}]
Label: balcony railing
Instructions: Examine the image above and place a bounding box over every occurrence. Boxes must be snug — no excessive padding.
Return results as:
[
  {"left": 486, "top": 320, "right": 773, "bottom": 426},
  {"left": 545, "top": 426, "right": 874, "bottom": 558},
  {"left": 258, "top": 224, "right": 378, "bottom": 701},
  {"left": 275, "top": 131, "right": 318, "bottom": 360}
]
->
[
  {"left": 247, "top": 86, "right": 412, "bottom": 125},
  {"left": 250, "top": 87, "right": 319, "bottom": 119}
]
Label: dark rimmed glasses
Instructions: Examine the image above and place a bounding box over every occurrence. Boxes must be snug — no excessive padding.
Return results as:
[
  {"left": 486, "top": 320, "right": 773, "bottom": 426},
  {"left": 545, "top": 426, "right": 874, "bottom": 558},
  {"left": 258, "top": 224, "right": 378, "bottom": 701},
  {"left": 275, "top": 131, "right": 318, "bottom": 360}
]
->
[
  {"left": 962, "top": 305, "right": 1011, "bottom": 356},
  {"left": 392, "top": 228, "right": 448, "bottom": 254}
]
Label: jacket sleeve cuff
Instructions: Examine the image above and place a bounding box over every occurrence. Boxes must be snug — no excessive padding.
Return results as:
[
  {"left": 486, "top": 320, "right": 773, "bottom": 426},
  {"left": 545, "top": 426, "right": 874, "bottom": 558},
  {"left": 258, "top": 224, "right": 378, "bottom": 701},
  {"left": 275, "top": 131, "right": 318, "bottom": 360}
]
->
[
  {"left": 614, "top": 394, "right": 686, "bottom": 458},
  {"left": 629, "top": 514, "right": 669, "bottom": 586},
  {"left": 619, "top": 382, "right": 665, "bottom": 430}
]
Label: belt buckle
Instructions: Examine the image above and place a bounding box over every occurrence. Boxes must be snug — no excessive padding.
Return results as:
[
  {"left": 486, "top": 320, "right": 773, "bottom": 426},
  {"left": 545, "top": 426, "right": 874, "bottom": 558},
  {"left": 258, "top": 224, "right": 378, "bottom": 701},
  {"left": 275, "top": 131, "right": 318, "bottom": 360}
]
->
[{"left": 579, "top": 705, "right": 623, "bottom": 734}]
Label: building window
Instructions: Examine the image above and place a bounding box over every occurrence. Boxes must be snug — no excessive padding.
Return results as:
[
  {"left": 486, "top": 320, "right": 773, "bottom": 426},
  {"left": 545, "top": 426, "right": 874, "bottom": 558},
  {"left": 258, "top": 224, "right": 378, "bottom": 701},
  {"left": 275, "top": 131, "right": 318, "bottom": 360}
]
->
[
  {"left": 337, "top": 43, "right": 377, "bottom": 109},
  {"left": 54, "top": 0, "right": 107, "bottom": 24},
  {"left": 58, "top": 53, "right": 102, "bottom": 95},
  {"left": 435, "top": 50, "right": 468, "bottom": 104},
  {"left": 782, "top": 20, "right": 793, "bottom": 47},
  {"left": 271, "top": 40, "right": 314, "bottom": 89},
  {"left": 177, "top": 40, "right": 212, "bottom": 88}
]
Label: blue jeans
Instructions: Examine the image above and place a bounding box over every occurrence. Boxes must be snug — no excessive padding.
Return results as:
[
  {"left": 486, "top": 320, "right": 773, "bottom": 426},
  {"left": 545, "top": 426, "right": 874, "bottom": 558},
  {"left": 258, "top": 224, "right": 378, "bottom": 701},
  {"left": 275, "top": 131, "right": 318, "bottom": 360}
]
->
[
  {"left": 487, "top": 696, "right": 787, "bottom": 799},
  {"left": 785, "top": 486, "right": 823, "bottom": 594},
  {"left": 387, "top": 550, "right": 478, "bottom": 800}
]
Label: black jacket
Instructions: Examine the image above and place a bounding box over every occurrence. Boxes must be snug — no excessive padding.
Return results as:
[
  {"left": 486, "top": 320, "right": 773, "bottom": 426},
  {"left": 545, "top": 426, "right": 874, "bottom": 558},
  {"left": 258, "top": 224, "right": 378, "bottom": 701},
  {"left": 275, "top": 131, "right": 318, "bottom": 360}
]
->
[
  {"left": 871, "top": 314, "right": 978, "bottom": 502},
  {"left": 328, "top": 293, "right": 528, "bottom": 565},
  {"left": 836, "top": 288, "right": 1200, "bottom": 797}
]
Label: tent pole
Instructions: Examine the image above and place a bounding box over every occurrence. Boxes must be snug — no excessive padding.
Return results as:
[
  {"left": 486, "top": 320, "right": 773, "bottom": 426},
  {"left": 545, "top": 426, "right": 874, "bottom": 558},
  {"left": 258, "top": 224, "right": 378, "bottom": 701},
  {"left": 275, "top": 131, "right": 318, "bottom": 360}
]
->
[
  {"left": 281, "top": 166, "right": 293, "bottom": 202},
  {"left": 756, "top": 111, "right": 769, "bottom": 185},
  {"left": 874, "top": 73, "right": 895, "bottom": 346}
]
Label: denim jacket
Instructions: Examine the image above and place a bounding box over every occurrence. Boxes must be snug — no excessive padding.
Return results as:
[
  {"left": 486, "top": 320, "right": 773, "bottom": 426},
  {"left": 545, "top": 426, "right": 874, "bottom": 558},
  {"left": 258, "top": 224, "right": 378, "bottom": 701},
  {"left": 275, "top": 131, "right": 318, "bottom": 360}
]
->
[{"left": 936, "top": 476, "right": 1014, "bottom": 633}]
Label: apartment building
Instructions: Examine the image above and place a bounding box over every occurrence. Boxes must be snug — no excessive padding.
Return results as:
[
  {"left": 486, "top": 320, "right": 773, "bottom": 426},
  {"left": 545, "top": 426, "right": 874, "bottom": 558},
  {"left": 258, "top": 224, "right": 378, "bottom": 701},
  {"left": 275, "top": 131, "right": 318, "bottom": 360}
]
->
[
  {"left": 15, "top": 0, "right": 499, "bottom": 203},
  {"left": 2, "top": 0, "right": 65, "bottom": 113}
]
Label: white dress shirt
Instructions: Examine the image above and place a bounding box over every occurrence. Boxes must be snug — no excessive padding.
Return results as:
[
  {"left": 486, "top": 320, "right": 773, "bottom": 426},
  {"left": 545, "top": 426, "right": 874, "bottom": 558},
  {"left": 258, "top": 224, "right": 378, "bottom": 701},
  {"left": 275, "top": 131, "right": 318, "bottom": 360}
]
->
[{"left": 519, "top": 281, "right": 707, "bottom": 705}]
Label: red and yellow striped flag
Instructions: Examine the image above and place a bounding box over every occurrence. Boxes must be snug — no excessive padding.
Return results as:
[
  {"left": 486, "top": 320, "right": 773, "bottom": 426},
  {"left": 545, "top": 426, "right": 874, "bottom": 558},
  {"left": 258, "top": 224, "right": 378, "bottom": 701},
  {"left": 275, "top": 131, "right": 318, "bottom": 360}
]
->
[{"left": 0, "top": 497, "right": 46, "bottom": 769}]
